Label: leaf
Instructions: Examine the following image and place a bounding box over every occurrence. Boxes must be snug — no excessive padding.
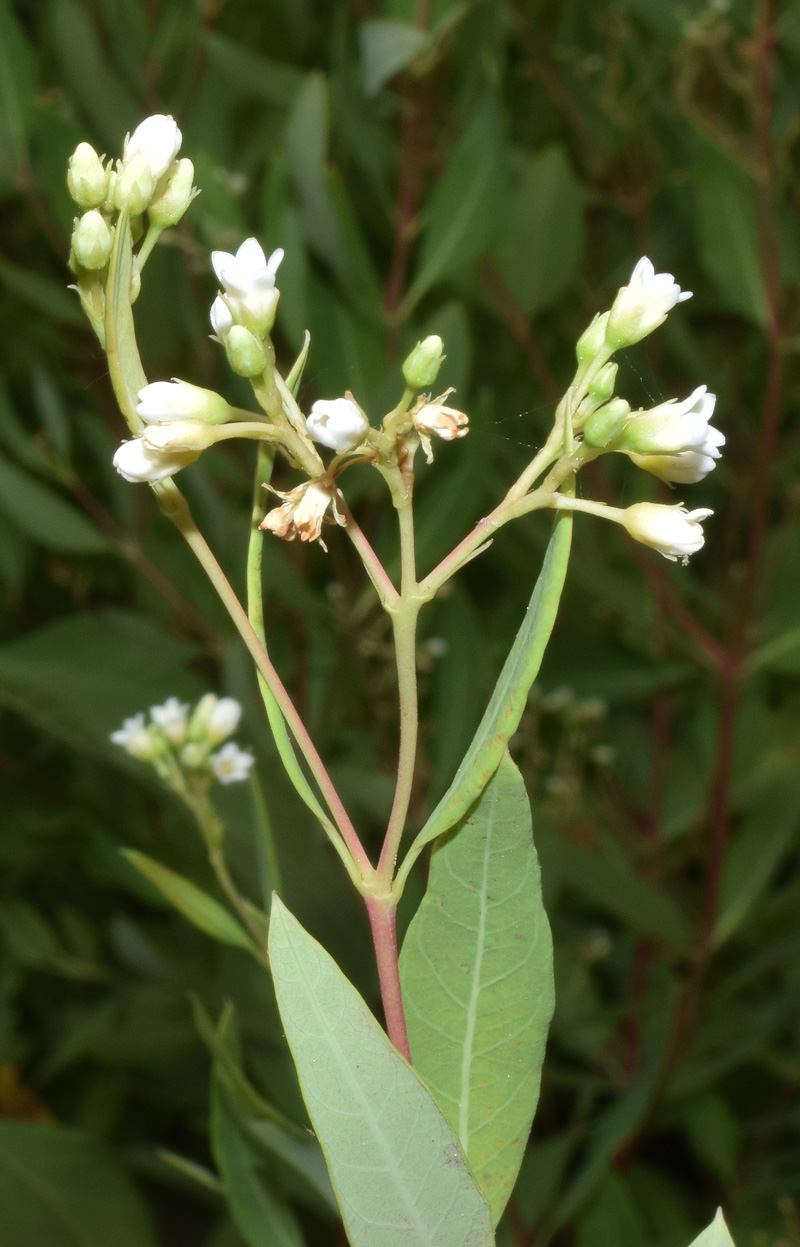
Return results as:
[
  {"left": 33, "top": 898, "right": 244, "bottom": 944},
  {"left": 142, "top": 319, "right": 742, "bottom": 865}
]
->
[
  {"left": 400, "top": 753, "right": 554, "bottom": 1225},
  {"left": 686, "top": 1209, "right": 735, "bottom": 1247},
  {"left": 0, "top": 449, "right": 109, "bottom": 554},
  {"left": 493, "top": 145, "right": 586, "bottom": 313},
  {"left": 359, "top": 20, "right": 430, "bottom": 96},
  {"left": 268, "top": 895, "right": 494, "bottom": 1247},
  {"left": 407, "top": 105, "right": 506, "bottom": 307},
  {"left": 121, "top": 851, "right": 254, "bottom": 951},
  {"left": 0, "top": 0, "right": 36, "bottom": 171},
  {"left": 203, "top": 32, "right": 303, "bottom": 107},
  {"left": 0, "top": 258, "right": 85, "bottom": 325},
  {"left": 693, "top": 142, "right": 767, "bottom": 326},
  {"left": 49, "top": 0, "right": 139, "bottom": 149},
  {"left": 0, "top": 1120, "right": 157, "bottom": 1247},
  {"left": 397, "top": 513, "right": 572, "bottom": 889}
]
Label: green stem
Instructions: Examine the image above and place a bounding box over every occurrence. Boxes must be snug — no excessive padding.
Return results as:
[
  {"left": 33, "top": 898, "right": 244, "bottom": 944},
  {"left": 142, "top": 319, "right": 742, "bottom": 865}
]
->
[
  {"left": 135, "top": 222, "right": 163, "bottom": 273},
  {"left": 250, "top": 773, "right": 283, "bottom": 901},
  {"left": 153, "top": 477, "right": 373, "bottom": 888}
]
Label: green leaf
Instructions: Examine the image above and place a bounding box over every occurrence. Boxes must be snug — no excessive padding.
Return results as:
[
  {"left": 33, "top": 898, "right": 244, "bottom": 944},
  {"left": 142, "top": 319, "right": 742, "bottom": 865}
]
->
[
  {"left": 359, "top": 20, "right": 430, "bottom": 96},
  {"left": 268, "top": 895, "right": 494, "bottom": 1247},
  {"left": 407, "top": 105, "right": 506, "bottom": 307},
  {"left": 0, "top": 258, "right": 85, "bottom": 325},
  {"left": 203, "top": 32, "right": 303, "bottom": 107},
  {"left": 0, "top": 449, "right": 109, "bottom": 554},
  {"left": 693, "top": 142, "right": 767, "bottom": 326},
  {"left": 400, "top": 753, "right": 554, "bottom": 1225},
  {"left": 686, "top": 1209, "right": 735, "bottom": 1247},
  {"left": 121, "top": 851, "right": 254, "bottom": 951},
  {"left": 493, "top": 145, "right": 586, "bottom": 314},
  {"left": 0, "top": 0, "right": 36, "bottom": 171},
  {"left": 397, "top": 513, "right": 572, "bottom": 890},
  {"left": 0, "top": 1120, "right": 157, "bottom": 1247},
  {"left": 49, "top": 0, "right": 139, "bottom": 149}
]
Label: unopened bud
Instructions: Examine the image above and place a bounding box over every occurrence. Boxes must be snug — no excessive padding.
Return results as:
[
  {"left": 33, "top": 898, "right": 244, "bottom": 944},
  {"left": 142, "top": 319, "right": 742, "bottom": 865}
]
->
[
  {"left": 225, "top": 325, "right": 268, "bottom": 377},
  {"left": 142, "top": 419, "right": 219, "bottom": 453},
  {"left": 115, "top": 152, "right": 155, "bottom": 215},
  {"left": 402, "top": 335, "right": 444, "bottom": 390},
  {"left": 67, "top": 142, "right": 109, "bottom": 210},
  {"left": 583, "top": 398, "right": 630, "bottom": 448},
  {"left": 588, "top": 361, "right": 618, "bottom": 406},
  {"left": 71, "top": 211, "right": 113, "bottom": 271},
  {"left": 148, "top": 158, "right": 196, "bottom": 228},
  {"left": 576, "top": 311, "right": 610, "bottom": 366}
]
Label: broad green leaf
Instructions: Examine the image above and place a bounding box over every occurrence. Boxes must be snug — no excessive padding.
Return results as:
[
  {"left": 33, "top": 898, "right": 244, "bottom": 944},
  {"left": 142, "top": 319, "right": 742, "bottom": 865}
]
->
[
  {"left": 407, "top": 105, "right": 506, "bottom": 307},
  {"left": 359, "top": 20, "right": 430, "bottom": 96},
  {"left": 400, "top": 753, "right": 554, "bottom": 1224},
  {"left": 397, "top": 513, "right": 572, "bottom": 889},
  {"left": 0, "top": 1120, "right": 157, "bottom": 1247},
  {"left": 686, "top": 1209, "right": 735, "bottom": 1247},
  {"left": 0, "top": 0, "right": 36, "bottom": 171},
  {"left": 122, "top": 850, "right": 254, "bottom": 951},
  {"left": 693, "top": 142, "right": 767, "bottom": 326},
  {"left": 268, "top": 896, "right": 494, "bottom": 1247},
  {"left": 493, "top": 146, "right": 586, "bottom": 313},
  {"left": 0, "top": 449, "right": 109, "bottom": 554}
]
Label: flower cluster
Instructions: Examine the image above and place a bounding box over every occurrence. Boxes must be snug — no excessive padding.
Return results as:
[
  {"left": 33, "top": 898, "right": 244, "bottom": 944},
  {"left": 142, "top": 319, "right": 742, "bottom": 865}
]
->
[{"left": 111, "top": 693, "right": 254, "bottom": 787}]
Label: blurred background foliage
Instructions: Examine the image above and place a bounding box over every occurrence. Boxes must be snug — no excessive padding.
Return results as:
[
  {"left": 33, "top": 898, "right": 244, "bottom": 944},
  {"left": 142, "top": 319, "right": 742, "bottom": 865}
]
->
[{"left": 0, "top": 0, "right": 799, "bottom": 1244}]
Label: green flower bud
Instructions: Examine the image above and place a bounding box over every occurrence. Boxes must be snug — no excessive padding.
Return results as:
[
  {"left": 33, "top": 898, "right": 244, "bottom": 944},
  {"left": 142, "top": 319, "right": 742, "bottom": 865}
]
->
[
  {"left": 148, "top": 158, "right": 197, "bottom": 228},
  {"left": 225, "top": 325, "right": 268, "bottom": 378},
  {"left": 588, "top": 361, "right": 618, "bottom": 405},
  {"left": 583, "top": 397, "right": 630, "bottom": 448},
  {"left": 67, "top": 142, "right": 109, "bottom": 210},
  {"left": 402, "top": 335, "right": 445, "bottom": 390},
  {"left": 576, "top": 311, "right": 610, "bottom": 366},
  {"left": 71, "top": 210, "right": 113, "bottom": 271},
  {"left": 114, "top": 153, "right": 155, "bottom": 215}
]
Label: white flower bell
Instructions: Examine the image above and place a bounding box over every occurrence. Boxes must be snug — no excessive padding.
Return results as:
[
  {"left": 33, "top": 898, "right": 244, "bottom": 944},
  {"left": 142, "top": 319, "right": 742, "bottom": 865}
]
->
[
  {"left": 211, "top": 239, "right": 283, "bottom": 336},
  {"left": 136, "top": 380, "right": 230, "bottom": 425},
  {"left": 112, "top": 437, "right": 201, "bottom": 483},
  {"left": 123, "top": 114, "right": 182, "bottom": 181},
  {"left": 622, "top": 503, "right": 712, "bottom": 563},
  {"left": 150, "top": 697, "right": 190, "bottom": 745},
  {"left": 306, "top": 397, "right": 368, "bottom": 453},
  {"left": 606, "top": 257, "right": 692, "bottom": 348},
  {"left": 110, "top": 712, "right": 156, "bottom": 759},
  {"left": 620, "top": 386, "right": 724, "bottom": 484},
  {"left": 212, "top": 741, "right": 255, "bottom": 784}
]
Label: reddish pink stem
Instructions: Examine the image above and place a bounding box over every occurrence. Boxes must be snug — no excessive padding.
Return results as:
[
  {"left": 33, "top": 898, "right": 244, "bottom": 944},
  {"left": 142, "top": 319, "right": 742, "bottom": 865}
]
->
[{"left": 365, "top": 897, "right": 411, "bottom": 1061}]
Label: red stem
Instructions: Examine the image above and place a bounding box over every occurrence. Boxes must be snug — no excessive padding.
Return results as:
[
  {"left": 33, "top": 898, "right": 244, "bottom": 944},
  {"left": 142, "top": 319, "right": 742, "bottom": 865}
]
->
[{"left": 365, "top": 897, "right": 411, "bottom": 1061}]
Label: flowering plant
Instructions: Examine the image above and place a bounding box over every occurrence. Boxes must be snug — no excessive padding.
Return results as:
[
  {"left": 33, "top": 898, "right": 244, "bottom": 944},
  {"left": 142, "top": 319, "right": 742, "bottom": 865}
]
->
[{"left": 64, "top": 115, "right": 733, "bottom": 1247}]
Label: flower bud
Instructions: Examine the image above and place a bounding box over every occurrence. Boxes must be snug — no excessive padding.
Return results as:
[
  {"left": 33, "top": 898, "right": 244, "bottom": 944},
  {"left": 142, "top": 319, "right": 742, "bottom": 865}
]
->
[
  {"left": 123, "top": 114, "right": 182, "bottom": 181},
  {"left": 112, "top": 437, "right": 200, "bottom": 483},
  {"left": 67, "top": 142, "right": 109, "bottom": 210},
  {"left": 622, "top": 502, "right": 712, "bottom": 564},
  {"left": 114, "top": 152, "right": 154, "bottom": 215},
  {"left": 583, "top": 398, "right": 631, "bottom": 449},
  {"left": 210, "top": 296, "right": 234, "bottom": 342},
  {"left": 110, "top": 713, "right": 158, "bottom": 760},
  {"left": 142, "top": 419, "right": 219, "bottom": 454},
  {"left": 148, "top": 158, "right": 196, "bottom": 228},
  {"left": 576, "top": 312, "right": 610, "bottom": 366},
  {"left": 207, "top": 697, "right": 242, "bottom": 745},
  {"left": 616, "top": 386, "right": 719, "bottom": 457},
  {"left": 402, "top": 335, "right": 444, "bottom": 390},
  {"left": 149, "top": 697, "right": 190, "bottom": 746},
  {"left": 188, "top": 693, "right": 218, "bottom": 740},
  {"left": 306, "top": 397, "right": 369, "bottom": 453},
  {"left": 71, "top": 210, "right": 112, "bottom": 271},
  {"left": 588, "top": 361, "right": 618, "bottom": 406},
  {"left": 137, "top": 379, "right": 231, "bottom": 426},
  {"left": 605, "top": 256, "right": 692, "bottom": 349},
  {"left": 180, "top": 741, "right": 209, "bottom": 769},
  {"left": 225, "top": 325, "right": 268, "bottom": 377}
]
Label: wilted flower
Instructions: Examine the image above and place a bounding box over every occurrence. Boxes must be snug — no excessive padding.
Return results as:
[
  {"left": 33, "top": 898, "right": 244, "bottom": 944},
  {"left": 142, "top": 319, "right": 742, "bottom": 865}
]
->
[
  {"left": 110, "top": 713, "right": 156, "bottom": 759},
  {"left": 260, "top": 479, "right": 343, "bottom": 548},
  {"left": 137, "top": 380, "right": 230, "bottom": 425},
  {"left": 411, "top": 388, "right": 469, "bottom": 463},
  {"left": 606, "top": 257, "right": 692, "bottom": 348},
  {"left": 211, "top": 239, "right": 283, "bottom": 336},
  {"left": 123, "top": 114, "right": 182, "bottom": 181},
  {"left": 150, "top": 697, "right": 190, "bottom": 745},
  {"left": 306, "top": 397, "right": 368, "bottom": 453},
  {"left": 212, "top": 742, "right": 255, "bottom": 784},
  {"left": 112, "top": 437, "right": 201, "bottom": 483},
  {"left": 622, "top": 502, "right": 712, "bottom": 563}
]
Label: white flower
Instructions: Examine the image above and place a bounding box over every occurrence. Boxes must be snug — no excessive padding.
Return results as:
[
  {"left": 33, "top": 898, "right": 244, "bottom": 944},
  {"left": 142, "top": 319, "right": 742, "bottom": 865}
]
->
[
  {"left": 209, "top": 295, "right": 234, "bottom": 341},
  {"left": 110, "top": 713, "right": 155, "bottom": 759},
  {"left": 136, "top": 380, "right": 229, "bottom": 425},
  {"left": 113, "top": 153, "right": 154, "bottom": 215},
  {"left": 306, "top": 397, "right": 368, "bottom": 453},
  {"left": 212, "top": 741, "right": 255, "bottom": 784},
  {"left": 142, "top": 420, "right": 218, "bottom": 454},
  {"left": 211, "top": 238, "right": 283, "bottom": 335},
  {"left": 112, "top": 437, "right": 201, "bottom": 483},
  {"left": 260, "top": 479, "right": 343, "bottom": 549},
  {"left": 620, "top": 386, "right": 724, "bottom": 483},
  {"left": 411, "top": 388, "right": 469, "bottom": 463},
  {"left": 67, "top": 142, "right": 109, "bottom": 210},
  {"left": 606, "top": 256, "right": 692, "bottom": 348},
  {"left": 150, "top": 697, "right": 190, "bottom": 745},
  {"left": 622, "top": 503, "right": 713, "bottom": 563},
  {"left": 207, "top": 697, "right": 242, "bottom": 745},
  {"left": 123, "top": 114, "right": 182, "bottom": 181}
]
